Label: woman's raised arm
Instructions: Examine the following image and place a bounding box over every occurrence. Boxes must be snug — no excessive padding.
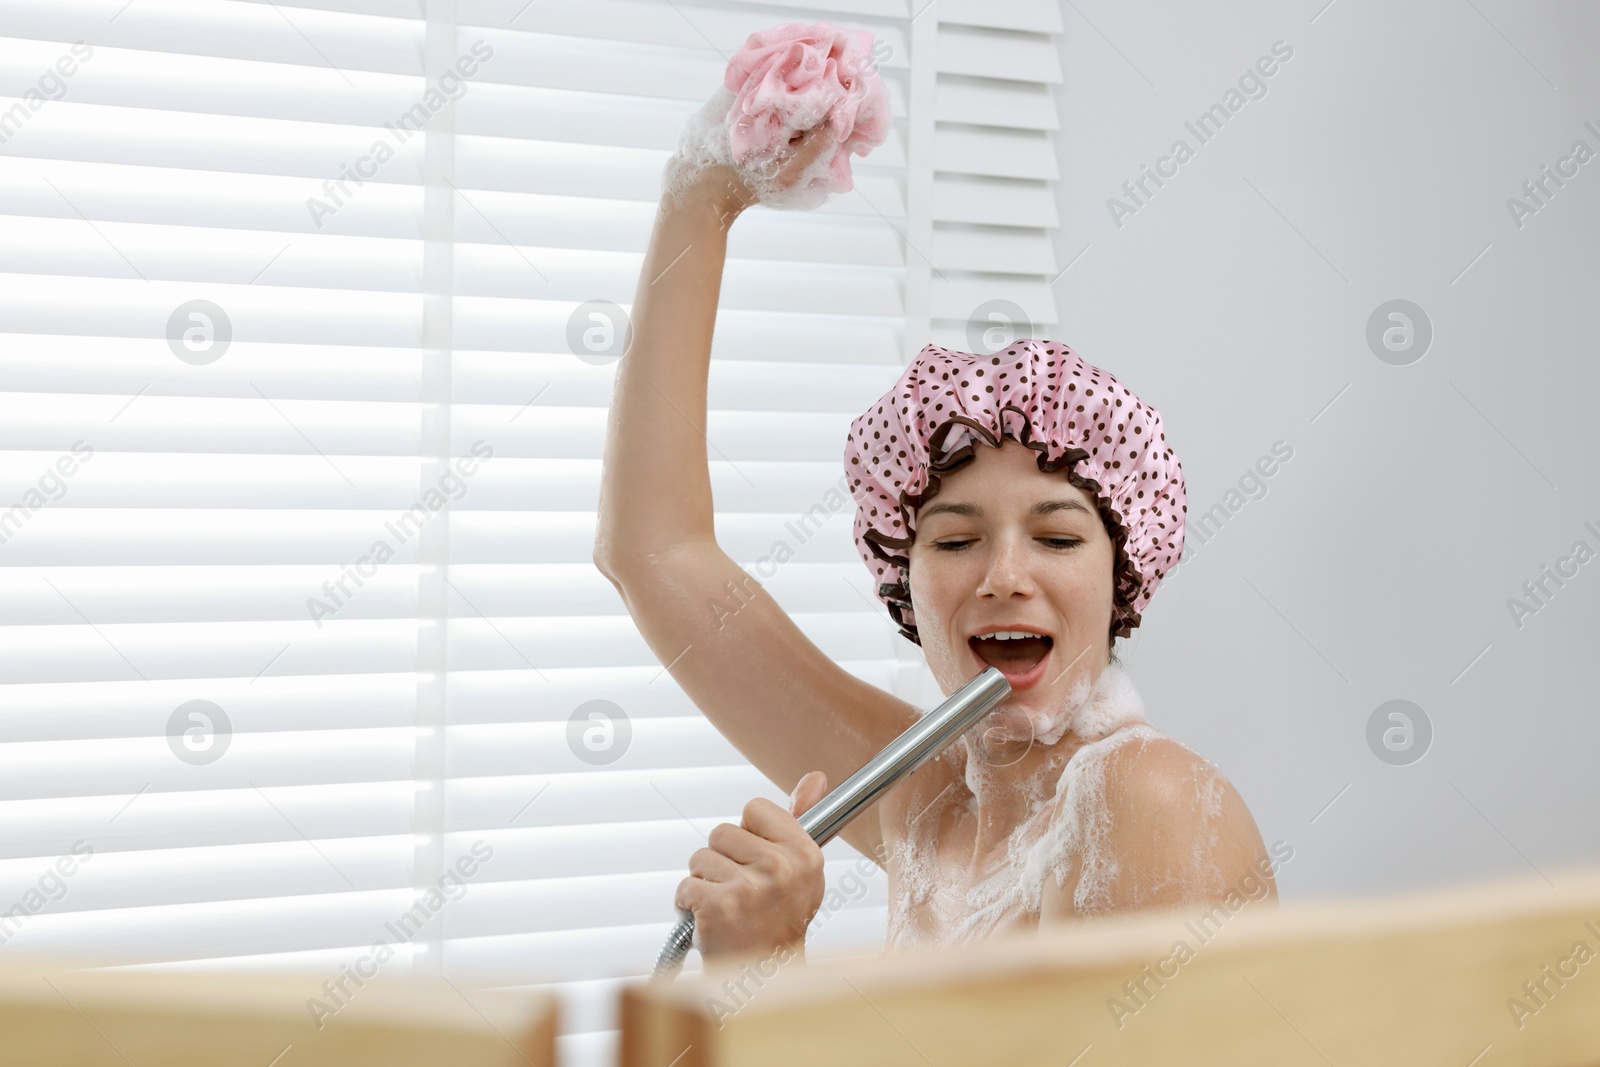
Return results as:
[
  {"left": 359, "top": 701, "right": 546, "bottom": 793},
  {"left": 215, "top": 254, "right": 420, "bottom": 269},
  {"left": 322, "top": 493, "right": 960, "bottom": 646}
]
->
[{"left": 591, "top": 132, "right": 924, "bottom": 866}]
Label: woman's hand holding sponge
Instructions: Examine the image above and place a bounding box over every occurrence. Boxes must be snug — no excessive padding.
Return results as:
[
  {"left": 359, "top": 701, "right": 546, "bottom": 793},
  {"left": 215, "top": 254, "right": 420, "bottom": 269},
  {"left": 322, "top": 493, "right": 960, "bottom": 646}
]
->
[{"left": 663, "top": 22, "right": 891, "bottom": 216}]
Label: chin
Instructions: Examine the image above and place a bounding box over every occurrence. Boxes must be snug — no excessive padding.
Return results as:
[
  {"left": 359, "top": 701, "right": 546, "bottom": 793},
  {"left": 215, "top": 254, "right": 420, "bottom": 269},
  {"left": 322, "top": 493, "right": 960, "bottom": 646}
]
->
[
  {"left": 965, "top": 700, "right": 1041, "bottom": 749},
  {"left": 989, "top": 703, "right": 1035, "bottom": 735}
]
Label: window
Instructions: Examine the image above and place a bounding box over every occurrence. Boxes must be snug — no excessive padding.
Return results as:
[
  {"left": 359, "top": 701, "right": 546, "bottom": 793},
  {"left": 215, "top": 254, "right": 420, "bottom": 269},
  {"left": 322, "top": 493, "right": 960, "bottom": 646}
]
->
[{"left": 0, "top": 1, "right": 1066, "bottom": 1063}]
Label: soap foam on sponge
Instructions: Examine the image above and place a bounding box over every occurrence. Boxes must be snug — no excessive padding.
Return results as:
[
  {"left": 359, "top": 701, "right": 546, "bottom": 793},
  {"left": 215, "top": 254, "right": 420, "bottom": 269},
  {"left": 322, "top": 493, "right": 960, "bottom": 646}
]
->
[{"left": 661, "top": 22, "right": 891, "bottom": 212}]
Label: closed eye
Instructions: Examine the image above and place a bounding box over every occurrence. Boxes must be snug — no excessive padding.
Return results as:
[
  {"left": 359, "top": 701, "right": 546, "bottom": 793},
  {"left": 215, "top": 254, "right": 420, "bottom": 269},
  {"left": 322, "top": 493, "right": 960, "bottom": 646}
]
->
[
  {"left": 934, "top": 537, "right": 1081, "bottom": 556},
  {"left": 930, "top": 540, "right": 971, "bottom": 552}
]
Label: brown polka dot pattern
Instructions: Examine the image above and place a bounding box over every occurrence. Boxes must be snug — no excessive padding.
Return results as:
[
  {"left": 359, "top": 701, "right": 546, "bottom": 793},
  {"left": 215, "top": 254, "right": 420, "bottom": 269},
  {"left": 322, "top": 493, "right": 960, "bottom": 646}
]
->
[{"left": 842, "top": 339, "right": 1188, "bottom": 646}]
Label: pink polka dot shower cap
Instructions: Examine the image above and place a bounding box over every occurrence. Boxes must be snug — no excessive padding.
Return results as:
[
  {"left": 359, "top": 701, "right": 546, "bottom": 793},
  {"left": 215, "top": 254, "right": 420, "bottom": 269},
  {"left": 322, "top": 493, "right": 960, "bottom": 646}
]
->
[{"left": 843, "top": 339, "right": 1187, "bottom": 646}]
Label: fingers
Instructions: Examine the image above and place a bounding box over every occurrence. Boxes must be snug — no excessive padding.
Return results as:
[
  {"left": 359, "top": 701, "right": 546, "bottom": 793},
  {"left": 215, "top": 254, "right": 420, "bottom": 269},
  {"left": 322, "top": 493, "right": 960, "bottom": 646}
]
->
[
  {"left": 775, "top": 123, "right": 834, "bottom": 183},
  {"left": 707, "top": 819, "right": 770, "bottom": 865},
  {"left": 687, "top": 843, "right": 743, "bottom": 883},
  {"left": 673, "top": 873, "right": 710, "bottom": 914},
  {"left": 699, "top": 796, "right": 821, "bottom": 870},
  {"left": 677, "top": 792, "right": 829, "bottom": 959},
  {"left": 676, "top": 872, "right": 810, "bottom": 955},
  {"left": 789, "top": 770, "right": 829, "bottom": 818},
  {"left": 740, "top": 795, "right": 814, "bottom": 846}
]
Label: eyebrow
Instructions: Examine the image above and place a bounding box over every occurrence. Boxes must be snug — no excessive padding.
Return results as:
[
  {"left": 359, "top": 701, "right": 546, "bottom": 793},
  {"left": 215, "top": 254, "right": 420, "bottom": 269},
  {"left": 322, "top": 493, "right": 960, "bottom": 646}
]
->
[
  {"left": 919, "top": 499, "right": 1092, "bottom": 521},
  {"left": 1030, "top": 502, "right": 1094, "bottom": 518}
]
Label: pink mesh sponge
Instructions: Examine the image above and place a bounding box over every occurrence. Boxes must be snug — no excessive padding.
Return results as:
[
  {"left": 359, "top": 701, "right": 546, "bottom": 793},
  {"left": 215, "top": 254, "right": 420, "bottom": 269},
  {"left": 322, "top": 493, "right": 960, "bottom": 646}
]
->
[
  {"left": 844, "top": 339, "right": 1188, "bottom": 646},
  {"left": 722, "top": 21, "right": 891, "bottom": 196}
]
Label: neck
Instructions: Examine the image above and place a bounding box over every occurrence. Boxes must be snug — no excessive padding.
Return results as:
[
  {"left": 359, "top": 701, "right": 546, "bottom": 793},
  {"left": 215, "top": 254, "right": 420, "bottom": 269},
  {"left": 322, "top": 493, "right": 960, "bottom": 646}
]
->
[{"left": 960, "top": 659, "right": 1144, "bottom": 858}]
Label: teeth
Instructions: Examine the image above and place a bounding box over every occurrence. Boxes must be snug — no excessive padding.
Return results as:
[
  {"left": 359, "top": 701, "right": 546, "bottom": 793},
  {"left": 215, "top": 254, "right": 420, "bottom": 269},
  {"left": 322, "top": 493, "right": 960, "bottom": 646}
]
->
[{"left": 975, "top": 631, "right": 1039, "bottom": 641}]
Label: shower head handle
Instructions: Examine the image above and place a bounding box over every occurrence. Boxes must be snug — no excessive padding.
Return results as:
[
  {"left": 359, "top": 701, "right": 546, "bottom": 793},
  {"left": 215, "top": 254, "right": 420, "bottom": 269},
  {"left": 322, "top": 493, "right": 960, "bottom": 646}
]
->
[{"left": 651, "top": 666, "right": 1012, "bottom": 981}]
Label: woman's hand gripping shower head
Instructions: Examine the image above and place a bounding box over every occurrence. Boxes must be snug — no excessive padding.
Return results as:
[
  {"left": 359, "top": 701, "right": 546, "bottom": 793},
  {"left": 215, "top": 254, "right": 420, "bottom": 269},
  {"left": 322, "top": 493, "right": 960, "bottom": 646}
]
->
[{"left": 661, "top": 21, "right": 892, "bottom": 214}]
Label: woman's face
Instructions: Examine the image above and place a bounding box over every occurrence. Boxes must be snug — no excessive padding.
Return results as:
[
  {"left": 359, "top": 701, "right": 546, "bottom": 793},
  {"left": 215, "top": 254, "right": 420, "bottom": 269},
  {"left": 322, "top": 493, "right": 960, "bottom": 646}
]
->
[{"left": 906, "top": 436, "right": 1116, "bottom": 741}]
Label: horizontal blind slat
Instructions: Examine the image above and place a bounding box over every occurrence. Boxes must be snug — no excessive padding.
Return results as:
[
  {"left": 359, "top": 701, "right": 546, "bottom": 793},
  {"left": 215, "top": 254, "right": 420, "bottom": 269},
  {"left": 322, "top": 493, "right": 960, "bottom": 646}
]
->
[
  {"left": 0, "top": 217, "right": 424, "bottom": 292},
  {"left": 0, "top": 158, "right": 421, "bottom": 240},
  {"left": 0, "top": 673, "right": 413, "bottom": 742},
  {"left": 0, "top": 274, "right": 423, "bottom": 346},
  {"left": 933, "top": 174, "right": 1058, "bottom": 226},
  {"left": 935, "top": 125, "right": 1058, "bottom": 180},
  {"left": 2, "top": 2, "right": 424, "bottom": 75},
  {"left": 937, "top": 24, "right": 1061, "bottom": 83},
  {"left": 0, "top": 101, "right": 429, "bottom": 181},
  {"left": 0, "top": 730, "right": 416, "bottom": 801},
  {"left": 0, "top": 889, "right": 422, "bottom": 964},
  {"left": 0, "top": 838, "right": 413, "bottom": 914},
  {"left": 937, "top": 0, "right": 1063, "bottom": 33},
  {"left": 0, "top": 782, "right": 414, "bottom": 861},
  {"left": 937, "top": 75, "right": 1059, "bottom": 131},
  {"left": 469, "top": 0, "right": 909, "bottom": 66},
  {"left": 931, "top": 225, "right": 1057, "bottom": 273},
  {"left": 1, "top": 40, "right": 437, "bottom": 127}
]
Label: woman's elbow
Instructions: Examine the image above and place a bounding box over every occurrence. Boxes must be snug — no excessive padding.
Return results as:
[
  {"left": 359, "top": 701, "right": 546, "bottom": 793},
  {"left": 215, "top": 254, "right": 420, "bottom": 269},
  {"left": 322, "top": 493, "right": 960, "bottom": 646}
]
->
[
  {"left": 592, "top": 505, "right": 664, "bottom": 584},
  {"left": 592, "top": 514, "right": 642, "bottom": 586},
  {"left": 591, "top": 535, "right": 710, "bottom": 590},
  {"left": 592, "top": 540, "right": 642, "bottom": 592}
]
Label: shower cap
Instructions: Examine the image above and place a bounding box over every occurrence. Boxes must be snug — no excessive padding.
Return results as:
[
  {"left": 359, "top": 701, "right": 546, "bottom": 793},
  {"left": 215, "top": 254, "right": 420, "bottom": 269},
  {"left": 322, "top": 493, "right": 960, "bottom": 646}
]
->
[{"left": 843, "top": 339, "right": 1187, "bottom": 646}]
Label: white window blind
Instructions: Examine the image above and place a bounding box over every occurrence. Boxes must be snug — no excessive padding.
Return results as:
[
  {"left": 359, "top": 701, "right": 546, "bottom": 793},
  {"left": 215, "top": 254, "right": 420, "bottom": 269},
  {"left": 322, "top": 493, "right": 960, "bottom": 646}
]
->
[{"left": 0, "top": 1, "right": 1067, "bottom": 1064}]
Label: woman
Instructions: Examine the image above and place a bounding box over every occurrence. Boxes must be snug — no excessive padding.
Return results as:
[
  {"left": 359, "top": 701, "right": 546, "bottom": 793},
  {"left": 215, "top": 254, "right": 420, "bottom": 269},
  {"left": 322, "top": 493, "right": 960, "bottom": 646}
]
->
[{"left": 593, "top": 127, "right": 1277, "bottom": 967}]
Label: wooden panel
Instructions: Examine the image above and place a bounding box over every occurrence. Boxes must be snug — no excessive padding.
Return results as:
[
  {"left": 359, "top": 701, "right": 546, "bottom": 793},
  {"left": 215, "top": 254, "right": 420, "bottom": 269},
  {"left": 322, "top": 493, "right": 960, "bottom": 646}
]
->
[
  {"left": 621, "top": 864, "right": 1600, "bottom": 1067},
  {"left": 0, "top": 961, "right": 557, "bottom": 1066}
]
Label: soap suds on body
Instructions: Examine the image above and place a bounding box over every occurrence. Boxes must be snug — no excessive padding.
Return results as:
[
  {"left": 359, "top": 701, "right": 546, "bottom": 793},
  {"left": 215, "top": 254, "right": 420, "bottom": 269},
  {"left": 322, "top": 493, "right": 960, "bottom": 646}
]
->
[{"left": 885, "top": 661, "right": 1233, "bottom": 949}]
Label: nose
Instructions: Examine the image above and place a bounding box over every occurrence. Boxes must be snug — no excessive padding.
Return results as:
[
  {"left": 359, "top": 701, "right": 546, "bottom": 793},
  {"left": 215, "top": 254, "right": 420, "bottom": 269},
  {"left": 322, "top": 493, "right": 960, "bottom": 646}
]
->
[{"left": 975, "top": 532, "right": 1036, "bottom": 601}]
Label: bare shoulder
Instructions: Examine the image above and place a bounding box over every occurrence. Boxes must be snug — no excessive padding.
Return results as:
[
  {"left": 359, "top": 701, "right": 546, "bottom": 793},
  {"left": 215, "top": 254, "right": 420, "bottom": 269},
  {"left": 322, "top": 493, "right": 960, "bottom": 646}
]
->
[
  {"left": 1040, "top": 728, "right": 1279, "bottom": 921},
  {"left": 1102, "top": 731, "right": 1235, "bottom": 814},
  {"left": 1106, "top": 733, "right": 1271, "bottom": 873}
]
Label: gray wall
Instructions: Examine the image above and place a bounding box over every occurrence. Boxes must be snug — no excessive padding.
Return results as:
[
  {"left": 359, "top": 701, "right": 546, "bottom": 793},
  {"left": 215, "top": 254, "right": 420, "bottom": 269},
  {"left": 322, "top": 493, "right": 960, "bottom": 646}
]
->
[{"left": 1048, "top": 0, "right": 1600, "bottom": 900}]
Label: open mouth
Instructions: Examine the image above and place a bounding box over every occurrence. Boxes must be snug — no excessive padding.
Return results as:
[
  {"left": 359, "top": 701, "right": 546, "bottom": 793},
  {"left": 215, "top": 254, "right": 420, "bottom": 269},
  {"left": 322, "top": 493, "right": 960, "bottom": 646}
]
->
[{"left": 968, "top": 631, "right": 1054, "bottom": 689}]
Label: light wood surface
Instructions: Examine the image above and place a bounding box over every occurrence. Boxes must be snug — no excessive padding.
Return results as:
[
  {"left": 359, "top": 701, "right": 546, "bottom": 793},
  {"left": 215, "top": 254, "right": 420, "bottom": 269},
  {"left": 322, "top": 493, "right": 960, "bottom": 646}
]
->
[
  {"left": 622, "top": 863, "right": 1600, "bottom": 1067},
  {"left": 0, "top": 958, "right": 557, "bottom": 1066}
]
